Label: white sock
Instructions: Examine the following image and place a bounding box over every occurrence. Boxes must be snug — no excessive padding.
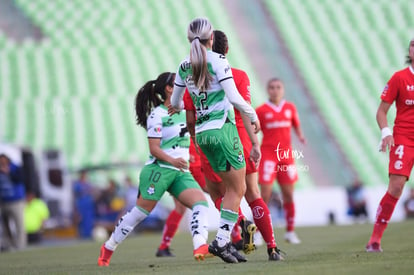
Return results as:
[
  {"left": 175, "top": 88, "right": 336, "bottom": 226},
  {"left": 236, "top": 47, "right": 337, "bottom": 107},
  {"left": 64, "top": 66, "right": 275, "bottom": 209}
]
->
[
  {"left": 216, "top": 208, "right": 238, "bottom": 247},
  {"left": 190, "top": 203, "right": 209, "bottom": 249},
  {"left": 105, "top": 206, "right": 148, "bottom": 251}
]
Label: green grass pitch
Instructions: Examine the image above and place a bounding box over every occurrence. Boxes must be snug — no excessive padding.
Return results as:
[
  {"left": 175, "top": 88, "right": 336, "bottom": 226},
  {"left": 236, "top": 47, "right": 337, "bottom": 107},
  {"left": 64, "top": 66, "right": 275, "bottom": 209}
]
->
[{"left": 2, "top": 220, "right": 414, "bottom": 275}]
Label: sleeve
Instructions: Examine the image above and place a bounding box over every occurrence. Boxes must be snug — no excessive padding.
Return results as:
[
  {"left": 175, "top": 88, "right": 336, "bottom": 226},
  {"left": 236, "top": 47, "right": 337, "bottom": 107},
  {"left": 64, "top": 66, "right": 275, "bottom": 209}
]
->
[
  {"left": 220, "top": 79, "right": 258, "bottom": 122},
  {"left": 183, "top": 89, "right": 195, "bottom": 111},
  {"left": 146, "top": 111, "right": 162, "bottom": 138},
  {"left": 380, "top": 73, "right": 398, "bottom": 104},
  {"left": 291, "top": 104, "right": 300, "bottom": 128},
  {"left": 235, "top": 70, "right": 251, "bottom": 104},
  {"left": 171, "top": 63, "right": 187, "bottom": 110}
]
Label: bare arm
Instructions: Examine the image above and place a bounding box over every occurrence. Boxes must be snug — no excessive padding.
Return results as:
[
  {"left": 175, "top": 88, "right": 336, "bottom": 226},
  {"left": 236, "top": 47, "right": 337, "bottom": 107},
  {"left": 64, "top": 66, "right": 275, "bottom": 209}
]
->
[
  {"left": 376, "top": 101, "right": 394, "bottom": 152},
  {"left": 240, "top": 112, "right": 261, "bottom": 166},
  {"left": 148, "top": 138, "right": 188, "bottom": 170},
  {"left": 186, "top": 109, "right": 197, "bottom": 145},
  {"left": 170, "top": 85, "right": 186, "bottom": 111},
  {"left": 294, "top": 126, "right": 306, "bottom": 144}
]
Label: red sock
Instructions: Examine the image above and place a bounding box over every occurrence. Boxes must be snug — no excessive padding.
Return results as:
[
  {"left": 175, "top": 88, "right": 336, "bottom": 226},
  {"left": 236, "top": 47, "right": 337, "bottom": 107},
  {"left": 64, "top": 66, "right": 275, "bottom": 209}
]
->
[
  {"left": 249, "top": 198, "right": 277, "bottom": 248},
  {"left": 283, "top": 202, "right": 295, "bottom": 232},
  {"left": 214, "top": 197, "right": 223, "bottom": 211},
  {"left": 231, "top": 208, "right": 245, "bottom": 243},
  {"left": 159, "top": 210, "right": 183, "bottom": 250},
  {"left": 369, "top": 192, "right": 398, "bottom": 244}
]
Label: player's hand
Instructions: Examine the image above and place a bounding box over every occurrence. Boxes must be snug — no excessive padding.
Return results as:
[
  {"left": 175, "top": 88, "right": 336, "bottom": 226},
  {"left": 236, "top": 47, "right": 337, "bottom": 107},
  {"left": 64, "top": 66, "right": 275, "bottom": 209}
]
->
[
  {"left": 167, "top": 104, "right": 180, "bottom": 116},
  {"left": 251, "top": 120, "right": 261, "bottom": 134},
  {"left": 379, "top": 135, "right": 394, "bottom": 152},
  {"left": 171, "top": 157, "right": 189, "bottom": 171},
  {"left": 249, "top": 144, "right": 261, "bottom": 168},
  {"left": 299, "top": 136, "right": 306, "bottom": 145}
]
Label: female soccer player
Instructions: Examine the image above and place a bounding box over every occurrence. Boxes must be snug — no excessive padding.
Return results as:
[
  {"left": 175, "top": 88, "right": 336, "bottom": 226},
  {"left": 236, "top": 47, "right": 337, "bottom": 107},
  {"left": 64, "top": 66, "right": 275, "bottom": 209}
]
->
[
  {"left": 97, "top": 72, "right": 210, "bottom": 266},
  {"left": 366, "top": 37, "right": 414, "bottom": 252},
  {"left": 170, "top": 18, "right": 261, "bottom": 263},
  {"left": 256, "top": 78, "right": 306, "bottom": 244},
  {"left": 189, "top": 30, "right": 284, "bottom": 261}
]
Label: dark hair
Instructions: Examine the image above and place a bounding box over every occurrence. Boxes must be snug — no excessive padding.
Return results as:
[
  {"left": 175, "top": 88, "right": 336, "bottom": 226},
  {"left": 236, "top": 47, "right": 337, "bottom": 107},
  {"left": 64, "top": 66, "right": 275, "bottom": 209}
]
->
[
  {"left": 135, "top": 72, "right": 175, "bottom": 128},
  {"left": 212, "top": 30, "right": 228, "bottom": 55},
  {"left": 405, "top": 39, "right": 413, "bottom": 65},
  {"left": 267, "top": 77, "right": 282, "bottom": 89},
  {"left": 405, "top": 54, "right": 412, "bottom": 65}
]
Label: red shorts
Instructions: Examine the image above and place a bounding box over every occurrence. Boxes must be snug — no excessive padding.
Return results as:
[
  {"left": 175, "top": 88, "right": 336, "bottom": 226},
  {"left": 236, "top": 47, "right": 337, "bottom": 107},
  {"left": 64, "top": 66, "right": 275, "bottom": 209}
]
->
[
  {"left": 189, "top": 140, "right": 206, "bottom": 189},
  {"left": 237, "top": 126, "right": 258, "bottom": 175},
  {"left": 190, "top": 164, "right": 206, "bottom": 190},
  {"left": 388, "top": 144, "right": 414, "bottom": 179},
  {"left": 258, "top": 147, "right": 298, "bottom": 185}
]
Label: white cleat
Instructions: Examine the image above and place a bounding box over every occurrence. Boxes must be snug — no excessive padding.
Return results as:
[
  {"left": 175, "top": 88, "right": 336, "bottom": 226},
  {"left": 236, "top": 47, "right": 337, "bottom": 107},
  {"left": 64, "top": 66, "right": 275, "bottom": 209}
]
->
[{"left": 284, "top": 231, "right": 301, "bottom": 244}]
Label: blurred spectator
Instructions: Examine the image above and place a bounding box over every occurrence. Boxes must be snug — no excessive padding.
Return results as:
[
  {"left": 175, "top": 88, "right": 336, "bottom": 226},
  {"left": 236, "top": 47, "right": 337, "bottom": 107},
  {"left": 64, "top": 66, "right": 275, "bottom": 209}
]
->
[
  {"left": 403, "top": 188, "right": 414, "bottom": 219},
  {"left": 268, "top": 190, "right": 285, "bottom": 225},
  {"left": 0, "top": 153, "right": 26, "bottom": 251},
  {"left": 346, "top": 179, "right": 368, "bottom": 222},
  {"left": 95, "top": 179, "right": 124, "bottom": 227},
  {"left": 121, "top": 176, "right": 137, "bottom": 211},
  {"left": 24, "top": 191, "right": 50, "bottom": 244},
  {"left": 73, "top": 170, "right": 95, "bottom": 239}
]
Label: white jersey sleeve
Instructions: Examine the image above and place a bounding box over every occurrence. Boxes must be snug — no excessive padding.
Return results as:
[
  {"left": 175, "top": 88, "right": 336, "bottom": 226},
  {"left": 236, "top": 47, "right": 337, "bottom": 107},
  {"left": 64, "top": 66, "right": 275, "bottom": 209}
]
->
[{"left": 146, "top": 110, "right": 162, "bottom": 138}]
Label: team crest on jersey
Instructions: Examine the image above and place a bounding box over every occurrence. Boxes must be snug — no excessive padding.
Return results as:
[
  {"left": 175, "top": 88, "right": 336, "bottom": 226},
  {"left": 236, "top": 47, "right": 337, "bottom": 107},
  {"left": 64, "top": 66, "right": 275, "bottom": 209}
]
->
[
  {"left": 284, "top": 109, "right": 292, "bottom": 119},
  {"left": 155, "top": 126, "right": 161, "bottom": 134},
  {"left": 237, "top": 150, "right": 244, "bottom": 163},
  {"left": 147, "top": 184, "right": 155, "bottom": 195},
  {"left": 407, "top": 85, "right": 414, "bottom": 92},
  {"left": 394, "top": 160, "right": 403, "bottom": 170}
]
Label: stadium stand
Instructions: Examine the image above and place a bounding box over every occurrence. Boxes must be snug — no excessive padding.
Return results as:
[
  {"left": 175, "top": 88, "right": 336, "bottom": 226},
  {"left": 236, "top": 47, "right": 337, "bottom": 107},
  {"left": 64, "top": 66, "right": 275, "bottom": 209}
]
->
[
  {"left": 1, "top": 0, "right": 319, "bottom": 188},
  {"left": 263, "top": 0, "right": 414, "bottom": 186}
]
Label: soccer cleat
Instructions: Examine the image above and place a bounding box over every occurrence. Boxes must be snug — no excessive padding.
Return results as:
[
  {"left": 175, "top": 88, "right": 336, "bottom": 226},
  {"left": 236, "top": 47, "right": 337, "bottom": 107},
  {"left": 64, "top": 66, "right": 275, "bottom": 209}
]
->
[
  {"left": 366, "top": 242, "right": 383, "bottom": 252},
  {"left": 228, "top": 243, "right": 247, "bottom": 262},
  {"left": 156, "top": 247, "right": 175, "bottom": 257},
  {"left": 232, "top": 239, "right": 243, "bottom": 251},
  {"left": 240, "top": 218, "right": 257, "bottom": 254},
  {"left": 193, "top": 244, "right": 214, "bottom": 261},
  {"left": 98, "top": 244, "right": 113, "bottom": 266},
  {"left": 284, "top": 231, "right": 301, "bottom": 244},
  {"left": 268, "top": 247, "right": 284, "bottom": 261},
  {"left": 208, "top": 240, "right": 239, "bottom": 263}
]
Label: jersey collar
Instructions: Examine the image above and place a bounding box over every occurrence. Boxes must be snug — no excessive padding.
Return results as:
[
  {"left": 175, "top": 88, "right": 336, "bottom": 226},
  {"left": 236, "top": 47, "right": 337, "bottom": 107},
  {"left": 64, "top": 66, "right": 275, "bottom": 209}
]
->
[
  {"left": 266, "top": 99, "right": 286, "bottom": 113},
  {"left": 409, "top": 65, "right": 414, "bottom": 75}
]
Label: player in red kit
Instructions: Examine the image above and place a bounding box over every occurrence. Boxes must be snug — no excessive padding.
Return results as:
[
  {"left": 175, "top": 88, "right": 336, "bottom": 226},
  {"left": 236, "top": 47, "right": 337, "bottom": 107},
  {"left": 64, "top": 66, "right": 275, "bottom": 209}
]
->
[
  {"left": 256, "top": 78, "right": 305, "bottom": 244},
  {"left": 184, "top": 30, "right": 284, "bottom": 261},
  {"left": 366, "top": 37, "right": 414, "bottom": 252}
]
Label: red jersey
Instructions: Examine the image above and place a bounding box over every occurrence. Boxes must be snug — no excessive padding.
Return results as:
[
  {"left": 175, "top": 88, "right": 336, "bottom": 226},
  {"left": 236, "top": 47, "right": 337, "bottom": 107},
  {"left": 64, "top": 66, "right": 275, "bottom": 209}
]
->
[
  {"left": 255, "top": 100, "right": 300, "bottom": 150},
  {"left": 381, "top": 66, "right": 414, "bottom": 146},
  {"left": 231, "top": 68, "right": 251, "bottom": 128}
]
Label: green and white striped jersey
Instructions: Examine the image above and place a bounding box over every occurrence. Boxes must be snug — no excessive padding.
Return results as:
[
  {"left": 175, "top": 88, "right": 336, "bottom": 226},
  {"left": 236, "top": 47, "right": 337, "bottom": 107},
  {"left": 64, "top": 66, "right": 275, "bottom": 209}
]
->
[
  {"left": 145, "top": 105, "right": 190, "bottom": 170},
  {"left": 175, "top": 50, "right": 236, "bottom": 133}
]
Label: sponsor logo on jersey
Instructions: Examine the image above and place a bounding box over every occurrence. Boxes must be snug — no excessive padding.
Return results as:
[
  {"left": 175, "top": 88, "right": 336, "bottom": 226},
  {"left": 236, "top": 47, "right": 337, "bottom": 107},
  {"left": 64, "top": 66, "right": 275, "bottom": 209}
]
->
[
  {"left": 381, "top": 84, "right": 389, "bottom": 97},
  {"left": 266, "top": 120, "right": 291, "bottom": 129},
  {"left": 237, "top": 150, "right": 244, "bottom": 163},
  {"left": 284, "top": 109, "right": 292, "bottom": 119},
  {"left": 405, "top": 99, "right": 414, "bottom": 105},
  {"left": 265, "top": 113, "right": 273, "bottom": 119},
  {"left": 407, "top": 85, "right": 414, "bottom": 92},
  {"left": 394, "top": 160, "right": 403, "bottom": 170},
  {"left": 224, "top": 65, "right": 230, "bottom": 74}
]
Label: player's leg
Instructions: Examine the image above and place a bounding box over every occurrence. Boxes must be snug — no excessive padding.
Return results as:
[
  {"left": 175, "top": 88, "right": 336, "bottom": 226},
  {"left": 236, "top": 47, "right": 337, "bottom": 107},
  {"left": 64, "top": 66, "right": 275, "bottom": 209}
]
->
[
  {"left": 366, "top": 174, "right": 406, "bottom": 252},
  {"left": 98, "top": 197, "right": 157, "bottom": 266},
  {"left": 156, "top": 198, "right": 186, "bottom": 257},
  {"left": 366, "top": 144, "right": 414, "bottom": 252},
  {"left": 172, "top": 172, "right": 210, "bottom": 261},
  {"left": 244, "top": 172, "right": 282, "bottom": 260},
  {"left": 98, "top": 164, "right": 169, "bottom": 266}
]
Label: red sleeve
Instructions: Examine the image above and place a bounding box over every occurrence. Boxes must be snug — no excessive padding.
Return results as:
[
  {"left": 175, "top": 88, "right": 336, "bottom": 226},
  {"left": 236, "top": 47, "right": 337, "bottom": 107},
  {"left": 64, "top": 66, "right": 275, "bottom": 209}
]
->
[
  {"left": 233, "top": 69, "right": 251, "bottom": 104},
  {"left": 380, "top": 73, "right": 398, "bottom": 104},
  {"left": 291, "top": 103, "right": 300, "bottom": 128},
  {"left": 183, "top": 89, "right": 195, "bottom": 111}
]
